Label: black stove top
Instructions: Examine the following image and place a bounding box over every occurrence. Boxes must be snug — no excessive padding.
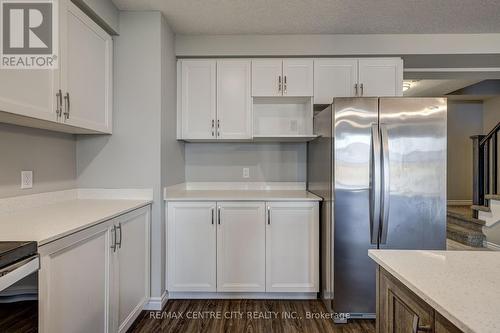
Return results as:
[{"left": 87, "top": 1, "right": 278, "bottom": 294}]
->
[{"left": 0, "top": 241, "right": 37, "bottom": 270}]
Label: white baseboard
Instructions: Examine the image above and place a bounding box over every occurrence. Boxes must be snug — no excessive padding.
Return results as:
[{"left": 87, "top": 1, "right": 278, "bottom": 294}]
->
[
  {"left": 447, "top": 200, "right": 472, "bottom": 206},
  {"left": 485, "top": 241, "right": 500, "bottom": 251},
  {"left": 144, "top": 290, "right": 168, "bottom": 311},
  {"left": 168, "top": 292, "right": 317, "bottom": 300}
]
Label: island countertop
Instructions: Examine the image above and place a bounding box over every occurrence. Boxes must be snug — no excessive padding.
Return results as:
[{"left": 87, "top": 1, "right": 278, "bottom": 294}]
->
[{"left": 369, "top": 250, "right": 500, "bottom": 333}]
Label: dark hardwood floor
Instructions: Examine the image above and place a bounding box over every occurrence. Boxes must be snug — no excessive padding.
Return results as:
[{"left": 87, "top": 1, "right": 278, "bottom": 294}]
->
[{"left": 128, "top": 299, "right": 375, "bottom": 333}]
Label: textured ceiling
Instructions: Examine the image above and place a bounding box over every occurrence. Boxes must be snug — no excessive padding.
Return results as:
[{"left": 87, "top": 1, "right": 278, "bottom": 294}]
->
[{"left": 112, "top": 0, "right": 500, "bottom": 35}]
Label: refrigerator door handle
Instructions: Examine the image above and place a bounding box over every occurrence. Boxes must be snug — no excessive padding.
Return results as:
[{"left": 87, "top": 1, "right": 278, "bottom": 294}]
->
[
  {"left": 370, "top": 123, "right": 382, "bottom": 244},
  {"left": 379, "top": 124, "right": 390, "bottom": 244}
]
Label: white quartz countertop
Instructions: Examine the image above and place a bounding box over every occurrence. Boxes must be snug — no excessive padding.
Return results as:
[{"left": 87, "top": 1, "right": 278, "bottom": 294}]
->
[
  {"left": 164, "top": 189, "right": 322, "bottom": 201},
  {"left": 369, "top": 250, "right": 500, "bottom": 333},
  {"left": 0, "top": 199, "right": 151, "bottom": 246}
]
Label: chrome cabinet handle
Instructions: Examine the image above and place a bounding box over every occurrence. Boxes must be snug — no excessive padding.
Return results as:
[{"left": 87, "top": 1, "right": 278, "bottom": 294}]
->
[
  {"left": 56, "top": 90, "right": 62, "bottom": 118},
  {"left": 211, "top": 208, "right": 214, "bottom": 225},
  {"left": 360, "top": 83, "right": 364, "bottom": 96},
  {"left": 267, "top": 207, "right": 271, "bottom": 225},
  {"left": 218, "top": 207, "right": 221, "bottom": 224},
  {"left": 354, "top": 83, "right": 358, "bottom": 96},
  {"left": 111, "top": 225, "right": 117, "bottom": 252},
  {"left": 211, "top": 119, "right": 215, "bottom": 137},
  {"left": 116, "top": 223, "right": 122, "bottom": 249},
  {"left": 217, "top": 119, "right": 220, "bottom": 137},
  {"left": 284, "top": 75, "right": 287, "bottom": 94},
  {"left": 278, "top": 76, "right": 282, "bottom": 93},
  {"left": 63, "top": 92, "right": 70, "bottom": 119}
]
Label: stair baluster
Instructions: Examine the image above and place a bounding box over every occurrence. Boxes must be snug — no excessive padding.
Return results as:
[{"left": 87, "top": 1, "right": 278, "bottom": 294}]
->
[{"left": 471, "top": 122, "right": 500, "bottom": 218}]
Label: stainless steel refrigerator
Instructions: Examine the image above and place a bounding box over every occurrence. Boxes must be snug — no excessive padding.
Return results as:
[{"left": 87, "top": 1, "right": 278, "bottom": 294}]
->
[{"left": 307, "top": 97, "right": 447, "bottom": 319}]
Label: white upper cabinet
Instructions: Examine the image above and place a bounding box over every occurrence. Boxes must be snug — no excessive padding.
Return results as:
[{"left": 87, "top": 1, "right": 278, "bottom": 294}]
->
[
  {"left": 60, "top": 0, "right": 113, "bottom": 133},
  {"left": 0, "top": 0, "right": 113, "bottom": 134},
  {"left": 313, "top": 57, "right": 403, "bottom": 102},
  {"left": 0, "top": 68, "right": 59, "bottom": 123},
  {"left": 216, "top": 202, "right": 266, "bottom": 292},
  {"left": 358, "top": 58, "right": 403, "bottom": 97},
  {"left": 314, "top": 59, "right": 358, "bottom": 104},
  {"left": 252, "top": 59, "right": 314, "bottom": 97},
  {"left": 180, "top": 60, "right": 217, "bottom": 139},
  {"left": 266, "top": 202, "right": 319, "bottom": 293},
  {"left": 282, "top": 59, "right": 314, "bottom": 96},
  {"left": 251, "top": 59, "right": 283, "bottom": 97},
  {"left": 216, "top": 60, "right": 252, "bottom": 139},
  {"left": 177, "top": 57, "right": 403, "bottom": 141},
  {"left": 167, "top": 202, "right": 217, "bottom": 292}
]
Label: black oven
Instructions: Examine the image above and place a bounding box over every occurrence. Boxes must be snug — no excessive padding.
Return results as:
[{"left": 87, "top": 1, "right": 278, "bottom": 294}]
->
[{"left": 0, "top": 241, "right": 39, "bottom": 332}]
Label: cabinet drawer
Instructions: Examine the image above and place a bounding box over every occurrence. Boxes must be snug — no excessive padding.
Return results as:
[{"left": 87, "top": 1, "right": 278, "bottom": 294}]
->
[{"left": 378, "top": 267, "right": 434, "bottom": 333}]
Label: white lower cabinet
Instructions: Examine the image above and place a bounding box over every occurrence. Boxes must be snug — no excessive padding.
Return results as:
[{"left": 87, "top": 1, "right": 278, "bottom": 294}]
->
[
  {"left": 115, "top": 208, "right": 151, "bottom": 333},
  {"left": 167, "top": 202, "right": 217, "bottom": 291},
  {"left": 166, "top": 200, "right": 319, "bottom": 295},
  {"left": 266, "top": 202, "right": 319, "bottom": 292},
  {"left": 39, "top": 206, "right": 151, "bottom": 333},
  {"left": 217, "top": 202, "right": 265, "bottom": 292},
  {"left": 39, "top": 220, "right": 114, "bottom": 333}
]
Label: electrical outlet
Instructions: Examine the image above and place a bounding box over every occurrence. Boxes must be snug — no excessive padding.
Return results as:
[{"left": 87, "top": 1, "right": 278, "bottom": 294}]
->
[
  {"left": 243, "top": 168, "right": 250, "bottom": 178},
  {"left": 21, "top": 171, "right": 33, "bottom": 189}
]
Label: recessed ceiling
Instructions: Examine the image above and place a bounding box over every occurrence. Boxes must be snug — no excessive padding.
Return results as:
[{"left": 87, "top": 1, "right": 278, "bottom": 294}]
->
[
  {"left": 112, "top": 0, "right": 500, "bottom": 35},
  {"left": 403, "top": 80, "right": 483, "bottom": 97},
  {"left": 403, "top": 79, "right": 500, "bottom": 101}
]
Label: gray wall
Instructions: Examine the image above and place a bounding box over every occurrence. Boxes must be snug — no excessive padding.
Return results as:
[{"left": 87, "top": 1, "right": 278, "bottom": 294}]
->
[
  {"left": 162, "top": 16, "right": 185, "bottom": 187},
  {"left": 483, "top": 96, "right": 500, "bottom": 133},
  {"left": 0, "top": 124, "right": 76, "bottom": 198},
  {"left": 185, "top": 143, "right": 306, "bottom": 182},
  {"left": 76, "top": 11, "right": 178, "bottom": 299},
  {"left": 175, "top": 34, "right": 500, "bottom": 57},
  {"left": 447, "top": 101, "right": 483, "bottom": 201}
]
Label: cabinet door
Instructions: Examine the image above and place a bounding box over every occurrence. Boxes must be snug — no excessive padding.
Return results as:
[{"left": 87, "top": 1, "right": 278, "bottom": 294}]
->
[
  {"left": 266, "top": 202, "right": 319, "bottom": 292},
  {"left": 180, "top": 60, "right": 217, "bottom": 139},
  {"left": 0, "top": 72, "right": 58, "bottom": 123},
  {"left": 358, "top": 58, "right": 403, "bottom": 97},
  {"left": 252, "top": 59, "right": 283, "bottom": 97},
  {"left": 313, "top": 59, "right": 358, "bottom": 104},
  {"left": 217, "top": 202, "right": 266, "bottom": 292},
  {"left": 167, "top": 202, "right": 217, "bottom": 292},
  {"left": 282, "top": 59, "right": 314, "bottom": 96},
  {"left": 60, "top": 1, "right": 113, "bottom": 133},
  {"left": 116, "top": 207, "right": 150, "bottom": 333},
  {"left": 39, "top": 221, "right": 115, "bottom": 333},
  {"left": 378, "top": 267, "right": 434, "bottom": 333},
  {"left": 217, "top": 60, "right": 252, "bottom": 139}
]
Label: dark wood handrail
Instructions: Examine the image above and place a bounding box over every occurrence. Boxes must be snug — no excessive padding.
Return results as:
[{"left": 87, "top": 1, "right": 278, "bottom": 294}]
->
[
  {"left": 480, "top": 121, "right": 500, "bottom": 146},
  {"left": 472, "top": 121, "right": 500, "bottom": 211}
]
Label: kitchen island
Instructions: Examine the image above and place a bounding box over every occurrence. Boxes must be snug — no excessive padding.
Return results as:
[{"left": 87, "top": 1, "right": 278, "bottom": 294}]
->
[{"left": 369, "top": 250, "right": 500, "bottom": 333}]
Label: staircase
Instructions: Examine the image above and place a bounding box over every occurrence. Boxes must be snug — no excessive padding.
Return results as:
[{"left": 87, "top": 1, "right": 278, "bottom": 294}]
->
[
  {"left": 447, "top": 206, "right": 486, "bottom": 248},
  {"left": 454, "top": 121, "right": 500, "bottom": 249}
]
